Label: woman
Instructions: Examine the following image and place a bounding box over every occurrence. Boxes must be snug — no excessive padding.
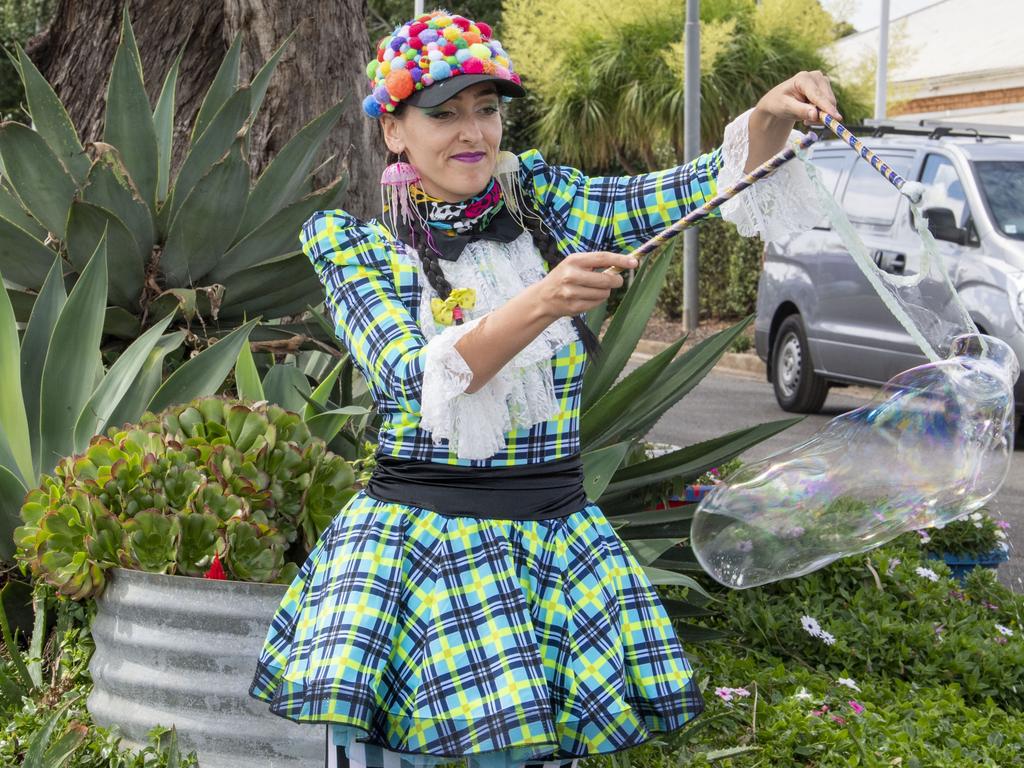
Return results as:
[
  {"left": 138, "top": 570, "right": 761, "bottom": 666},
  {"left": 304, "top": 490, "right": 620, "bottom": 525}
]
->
[{"left": 250, "top": 9, "right": 838, "bottom": 768}]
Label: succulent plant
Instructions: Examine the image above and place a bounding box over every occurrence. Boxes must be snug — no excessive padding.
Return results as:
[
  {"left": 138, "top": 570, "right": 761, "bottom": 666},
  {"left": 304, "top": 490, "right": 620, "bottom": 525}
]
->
[{"left": 15, "top": 396, "right": 357, "bottom": 599}]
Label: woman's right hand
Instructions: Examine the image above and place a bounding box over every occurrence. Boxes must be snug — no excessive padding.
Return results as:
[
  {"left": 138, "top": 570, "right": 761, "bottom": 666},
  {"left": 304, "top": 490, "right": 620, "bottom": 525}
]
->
[{"left": 534, "top": 251, "right": 640, "bottom": 319}]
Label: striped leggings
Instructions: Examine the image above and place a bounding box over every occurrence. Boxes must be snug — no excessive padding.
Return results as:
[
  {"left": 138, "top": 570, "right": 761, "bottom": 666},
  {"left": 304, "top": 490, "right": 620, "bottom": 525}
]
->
[{"left": 325, "top": 730, "right": 580, "bottom": 768}]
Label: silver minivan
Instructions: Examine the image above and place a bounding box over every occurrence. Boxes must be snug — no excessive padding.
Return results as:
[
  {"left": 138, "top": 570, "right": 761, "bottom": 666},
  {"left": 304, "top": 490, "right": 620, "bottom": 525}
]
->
[{"left": 755, "top": 122, "right": 1024, "bottom": 430}]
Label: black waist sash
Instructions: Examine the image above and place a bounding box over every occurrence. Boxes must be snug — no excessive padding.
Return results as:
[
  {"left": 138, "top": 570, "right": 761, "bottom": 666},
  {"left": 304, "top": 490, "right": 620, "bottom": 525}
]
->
[{"left": 366, "top": 453, "right": 589, "bottom": 521}]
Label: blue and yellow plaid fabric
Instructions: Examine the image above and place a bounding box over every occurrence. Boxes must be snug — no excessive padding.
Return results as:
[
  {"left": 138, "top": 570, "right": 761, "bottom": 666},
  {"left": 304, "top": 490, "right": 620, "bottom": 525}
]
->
[
  {"left": 250, "top": 497, "right": 705, "bottom": 762},
  {"left": 250, "top": 148, "right": 722, "bottom": 763},
  {"left": 300, "top": 147, "right": 722, "bottom": 466}
]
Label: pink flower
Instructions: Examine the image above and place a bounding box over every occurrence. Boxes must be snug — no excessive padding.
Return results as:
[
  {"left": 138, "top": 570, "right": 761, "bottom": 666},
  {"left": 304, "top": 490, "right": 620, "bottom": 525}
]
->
[
  {"left": 916, "top": 529, "right": 931, "bottom": 544},
  {"left": 830, "top": 715, "right": 847, "bottom": 725},
  {"left": 848, "top": 700, "right": 865, "bottom": 715},
  {"left": 995, "top": 636, "right": 1008, "bottom": 645},
  {"left": 996, "top": 520, "right": 1011, "bottom": 530}
]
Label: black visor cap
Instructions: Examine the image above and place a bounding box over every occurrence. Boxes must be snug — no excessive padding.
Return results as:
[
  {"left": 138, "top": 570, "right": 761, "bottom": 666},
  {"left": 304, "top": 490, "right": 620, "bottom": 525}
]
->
[{"left": 402, "top": 73, "right": 526, "bottom": 109}]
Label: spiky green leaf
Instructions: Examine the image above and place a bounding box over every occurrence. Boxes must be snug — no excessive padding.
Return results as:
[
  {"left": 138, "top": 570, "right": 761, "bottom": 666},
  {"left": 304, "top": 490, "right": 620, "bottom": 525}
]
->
[
  {"left": 16, "top": 45, "right": 90, "bottom": 183},
  {"left": 0, "top": 181, "right": 46, "bottom": 240},
  {"left": 20, "top": 259, "right": 67, "bottom": 477},
  {"left": 211, "top": 174, "right": 346, "bottom": 281},
  {"left": 104, "top": 8, "right": 158, "bottom": 209},
  {"left": 237, "top": 103, "right": 344, "bottom": 235},
  {"left": 66, "top": 201, "right": 144, "bottom": 309},
  {"left": 73, "top": 311, "right": 178, "bottom": 451},
  {"left": 0, "top": 465, "right": 27, "bottom": 561},
  {"left": 262, "top": 364, "right": 311, "bottom": 413},
  {"left": 38, "top": 234, "right": 108, "bottom": 473},
  {"left": 580, "top": 334, "right": 687, "bottom": 447},
  {"left": 0, "top": 122, "right": 77, "bottom": 239},
  {"left": 161, "top": 139, "right": 250, "bottom": 287},
  {"left": 581, "top": 441, "right": 630, "bottom": 501},
  {"left": 83, "top": 158, "right": 155, "bottom": 264},
  {"left": 234, "top": 341, "right": 265, "bottom": 402},
  {"left": 165, "top": 86, "right": 251, "bottom": 230},
  {"left": 0, "top": 216, "right": 59, "bottom": 289},
  {"left": 192, "top": 33, "right": 242, "bottom": 143},
  {"left": 105, "top": 332, "right": 184, "bottom": 430},
  {"left": 0, "top": 282, "right": 32, "bottom": 483},
  {"left": 217, "top": 253, "right": 322, "bottom": 320},
  {"left": 153, "top": 45, "right": 185, "bottom": 203},
  {"left": 147, "top": 318, "right": 259, "bottom": 413},
  {"left": 247, "top": 30, "right": 296, "bottom": 125},
  {"left": 581, "top": 243, "right": 676, "bottom": 411}
]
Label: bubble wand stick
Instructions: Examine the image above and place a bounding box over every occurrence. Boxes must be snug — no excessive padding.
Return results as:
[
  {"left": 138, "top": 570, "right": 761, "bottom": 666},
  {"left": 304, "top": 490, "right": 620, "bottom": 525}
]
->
[
  {"left": 821, "top": 115, "right": 924, "bottom": 203},
  {"left": 603, "top": 131, "right": 819, "bottom": 275}
]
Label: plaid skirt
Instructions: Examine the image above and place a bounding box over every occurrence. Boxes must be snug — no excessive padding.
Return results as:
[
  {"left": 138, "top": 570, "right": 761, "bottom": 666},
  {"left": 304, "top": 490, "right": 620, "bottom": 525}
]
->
[{"left": 248, "top": 490, "right": 705, "bottom": 765}]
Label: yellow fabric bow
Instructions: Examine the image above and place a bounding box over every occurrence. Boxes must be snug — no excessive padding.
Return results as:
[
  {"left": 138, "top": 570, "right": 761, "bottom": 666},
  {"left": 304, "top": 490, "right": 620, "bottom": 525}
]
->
[{"left": 430, "top": 288, "right": 477, "bottom": 326}]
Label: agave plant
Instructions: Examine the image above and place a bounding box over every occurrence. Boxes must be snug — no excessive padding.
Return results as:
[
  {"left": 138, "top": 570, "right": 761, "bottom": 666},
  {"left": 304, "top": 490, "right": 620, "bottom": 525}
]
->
[
  {"left": 0, "top": 238, "right": 257, "bottom": 563},
  {"left": 579, "top": 240, "right": 801, "bottom": 620},
  {"left": 14, "top": 395, "right": 358, "bottom": 600},
  {"left": 0, "top": 7, "right": 346, "bottom": 348}
]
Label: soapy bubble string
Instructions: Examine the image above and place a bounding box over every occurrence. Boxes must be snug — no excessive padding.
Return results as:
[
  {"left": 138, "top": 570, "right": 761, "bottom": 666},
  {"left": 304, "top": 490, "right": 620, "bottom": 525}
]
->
[{"left": 817, "top": 116, "right": 981, "bottom": 360}]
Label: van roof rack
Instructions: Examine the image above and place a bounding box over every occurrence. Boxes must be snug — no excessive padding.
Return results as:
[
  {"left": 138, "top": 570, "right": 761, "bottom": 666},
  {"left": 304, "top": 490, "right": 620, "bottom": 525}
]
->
[{"left": 856, "top": 118, "right": 1024, "bottom": 141}]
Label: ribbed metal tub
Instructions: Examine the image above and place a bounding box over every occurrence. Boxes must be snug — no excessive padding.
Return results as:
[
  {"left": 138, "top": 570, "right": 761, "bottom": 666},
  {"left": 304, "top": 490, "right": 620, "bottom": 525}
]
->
[{"left": 87, "top": 568, "right": 323, "bottom": 767}]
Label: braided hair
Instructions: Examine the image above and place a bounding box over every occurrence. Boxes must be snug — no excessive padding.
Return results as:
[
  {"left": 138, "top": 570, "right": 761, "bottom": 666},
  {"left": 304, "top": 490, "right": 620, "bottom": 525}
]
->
[{"left": 382, "top": 148, "right": 602, "bottom": 358}]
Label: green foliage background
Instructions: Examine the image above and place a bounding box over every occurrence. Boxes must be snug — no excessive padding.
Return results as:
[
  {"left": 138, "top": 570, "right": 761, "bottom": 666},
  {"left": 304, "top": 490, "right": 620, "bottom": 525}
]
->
[{"left": 0, "top": 0, "right": 55, "bottom": 120}]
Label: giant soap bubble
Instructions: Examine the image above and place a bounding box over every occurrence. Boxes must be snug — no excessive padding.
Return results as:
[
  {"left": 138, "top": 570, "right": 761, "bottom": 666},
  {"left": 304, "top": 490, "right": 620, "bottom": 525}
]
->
[
  {"left": 691, "top": 333, "right": 1018, "bottom": 588},
  {"left": 691, "top": 142, "right": 1020, "bottom": 588}
]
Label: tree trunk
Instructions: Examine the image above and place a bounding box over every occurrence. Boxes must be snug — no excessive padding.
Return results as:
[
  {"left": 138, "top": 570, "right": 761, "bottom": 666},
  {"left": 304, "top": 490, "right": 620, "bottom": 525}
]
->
[{"left": 26, "top": 0, "right": 382, "bottom": 219}]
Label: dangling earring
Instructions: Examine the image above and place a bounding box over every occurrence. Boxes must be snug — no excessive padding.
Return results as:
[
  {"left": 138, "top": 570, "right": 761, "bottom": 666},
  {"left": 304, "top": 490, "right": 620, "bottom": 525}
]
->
[
  {"left": 380, "top": 150, "right": 421, "bottom": 238},
  {"left": 493, "top": 149, "right": 542, "bottom": 232}
]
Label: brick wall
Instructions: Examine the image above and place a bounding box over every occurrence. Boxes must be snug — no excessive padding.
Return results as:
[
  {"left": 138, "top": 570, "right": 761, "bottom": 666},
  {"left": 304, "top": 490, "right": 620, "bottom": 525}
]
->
[{"left": 891, "top": 85, "right": 1024, "bottom": 116}]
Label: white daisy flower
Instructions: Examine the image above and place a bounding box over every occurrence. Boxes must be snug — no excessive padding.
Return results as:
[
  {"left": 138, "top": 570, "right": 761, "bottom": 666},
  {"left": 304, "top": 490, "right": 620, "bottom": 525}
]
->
[
  {"left": 915, "top": 566, "right": 940, "bottom": 582},
  {"left": 800, "top": 615, "right": 822, "bottom": 637},
  {"left": 793, "top": 687, "right": 814, "bottom": 701},
  {"left": 819, "top": 630, "right": 836, "bottom": 646},
  {"left": 995, "top": 624, "right": 1015, "bottom": 637},
  {"left": 836, "top": 677, "right": 860, "bottom": 691}
]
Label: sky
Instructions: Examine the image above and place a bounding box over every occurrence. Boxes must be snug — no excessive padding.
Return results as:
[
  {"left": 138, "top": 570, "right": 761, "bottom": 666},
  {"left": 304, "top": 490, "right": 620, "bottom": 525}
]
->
[{"left": 833, "top": 0, "right": 945, "bottom": 31}]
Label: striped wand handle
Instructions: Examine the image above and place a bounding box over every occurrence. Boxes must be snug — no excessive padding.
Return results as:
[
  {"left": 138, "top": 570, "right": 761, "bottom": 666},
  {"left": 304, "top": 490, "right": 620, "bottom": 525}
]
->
[
  {"left": 603, "top": 131, "right": 819, "bottom": 275},
  {"left": 822, "top": 115, "right": 923, "bottom": 203}
]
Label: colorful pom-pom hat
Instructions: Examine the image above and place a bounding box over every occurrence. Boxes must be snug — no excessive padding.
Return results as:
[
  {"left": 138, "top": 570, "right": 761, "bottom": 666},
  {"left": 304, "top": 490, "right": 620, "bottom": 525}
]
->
[{"left": 362, "top": 8, "right": 525, "bottom": 118}]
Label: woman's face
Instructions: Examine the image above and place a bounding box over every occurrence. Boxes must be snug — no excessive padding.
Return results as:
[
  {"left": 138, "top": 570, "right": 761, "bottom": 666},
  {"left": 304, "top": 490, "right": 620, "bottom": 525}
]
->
[{"left": 381, "top": 82, "right": 502, "bottom": 203}]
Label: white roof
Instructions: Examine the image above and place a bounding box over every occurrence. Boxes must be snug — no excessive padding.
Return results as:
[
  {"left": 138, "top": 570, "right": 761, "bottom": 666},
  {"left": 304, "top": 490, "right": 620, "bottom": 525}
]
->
[{"left": 831, "top": 0, "right": 1024, "bottom": 87}]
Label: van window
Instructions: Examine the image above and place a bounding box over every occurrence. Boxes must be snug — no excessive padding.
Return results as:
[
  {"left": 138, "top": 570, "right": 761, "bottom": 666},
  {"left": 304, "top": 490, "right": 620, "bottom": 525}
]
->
[
  {"left": 811, "top": 154, "right": 848, "bottom": 194},
  {"left": 841, "top": 152, "right": 914, "bottom": 224},
  {"left": 975, "top": 160, "right": 1024, "bottom": 240},
  {"left": 918, "top": 154, "right": 970, "bottom": 227},
  {"left": 809, "top": 154, "right": 848, "bottom": 228}
]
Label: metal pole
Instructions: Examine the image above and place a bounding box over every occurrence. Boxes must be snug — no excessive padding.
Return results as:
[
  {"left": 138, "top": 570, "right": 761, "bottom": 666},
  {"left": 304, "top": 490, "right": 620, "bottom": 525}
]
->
[
  {"left": 875, "top": 0, "right": 890, "bottom": 120},
  {"left": 682, "top": 0, "right": 701, "bottom": 332},
  {"left": 415, "top": 0, "right": 424, "bottom": 17}
]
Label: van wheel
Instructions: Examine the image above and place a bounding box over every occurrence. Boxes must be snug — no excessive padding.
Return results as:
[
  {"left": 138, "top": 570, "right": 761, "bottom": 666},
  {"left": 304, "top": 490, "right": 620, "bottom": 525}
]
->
[{"left": 772, "top": 315, "right": 828, "bottom": 413}]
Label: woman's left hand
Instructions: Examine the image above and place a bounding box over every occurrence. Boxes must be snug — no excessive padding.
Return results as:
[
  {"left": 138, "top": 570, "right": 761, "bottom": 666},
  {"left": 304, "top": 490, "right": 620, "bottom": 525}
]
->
[{"left": 756, "top": 70, "right": 842, "bottom": 126}]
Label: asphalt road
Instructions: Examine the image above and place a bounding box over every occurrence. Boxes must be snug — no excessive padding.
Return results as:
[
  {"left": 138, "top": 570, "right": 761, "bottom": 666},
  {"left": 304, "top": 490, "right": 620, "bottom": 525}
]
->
[{"left": 642, "top": 365, "right": 1023, "bottom": 593}]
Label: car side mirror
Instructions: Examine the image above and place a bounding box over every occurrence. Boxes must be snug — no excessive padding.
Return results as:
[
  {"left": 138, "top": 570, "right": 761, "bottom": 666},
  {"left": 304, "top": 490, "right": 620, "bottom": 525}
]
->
[{"left": 923, "top": 207, "right": 967, "bottom": 245}]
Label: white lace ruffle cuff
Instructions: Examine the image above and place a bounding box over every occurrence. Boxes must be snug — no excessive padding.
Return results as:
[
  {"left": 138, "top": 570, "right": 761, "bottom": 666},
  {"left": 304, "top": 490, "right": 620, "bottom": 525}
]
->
[{"left": 718, "top": 107, "right": 824, "bottom": 244}]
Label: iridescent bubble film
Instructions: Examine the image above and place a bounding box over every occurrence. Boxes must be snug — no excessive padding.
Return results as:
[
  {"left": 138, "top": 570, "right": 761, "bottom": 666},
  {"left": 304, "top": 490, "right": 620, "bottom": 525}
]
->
[{"left": 691, "top": 153, "right": 1020, "bottom": 589}]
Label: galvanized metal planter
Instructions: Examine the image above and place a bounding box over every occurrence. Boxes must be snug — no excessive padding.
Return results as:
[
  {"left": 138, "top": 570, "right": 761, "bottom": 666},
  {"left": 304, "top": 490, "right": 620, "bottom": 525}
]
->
[{"left": 88, "top": 568, "right": 323, "bottom": 768}]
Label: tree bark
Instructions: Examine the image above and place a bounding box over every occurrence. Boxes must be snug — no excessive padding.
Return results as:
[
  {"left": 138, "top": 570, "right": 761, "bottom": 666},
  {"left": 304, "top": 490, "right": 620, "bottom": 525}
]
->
[{"left": 26, "top": 0, "right": 382, "bottom": 219}]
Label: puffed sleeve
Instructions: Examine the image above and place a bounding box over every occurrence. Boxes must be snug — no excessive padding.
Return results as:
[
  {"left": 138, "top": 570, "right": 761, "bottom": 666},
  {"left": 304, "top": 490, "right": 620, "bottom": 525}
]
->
[
  {"left": 516, "top": 145, "right": 723, "bottom": 253},
  {"left": 301, "top": 210, "right": 436, "bottom": 414}
]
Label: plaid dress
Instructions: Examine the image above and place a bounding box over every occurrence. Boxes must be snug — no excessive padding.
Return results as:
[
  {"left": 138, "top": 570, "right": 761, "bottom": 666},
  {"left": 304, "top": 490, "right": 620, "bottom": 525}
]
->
[{"left": 249, "top": 147, "right": 723, "bottom": 768}]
